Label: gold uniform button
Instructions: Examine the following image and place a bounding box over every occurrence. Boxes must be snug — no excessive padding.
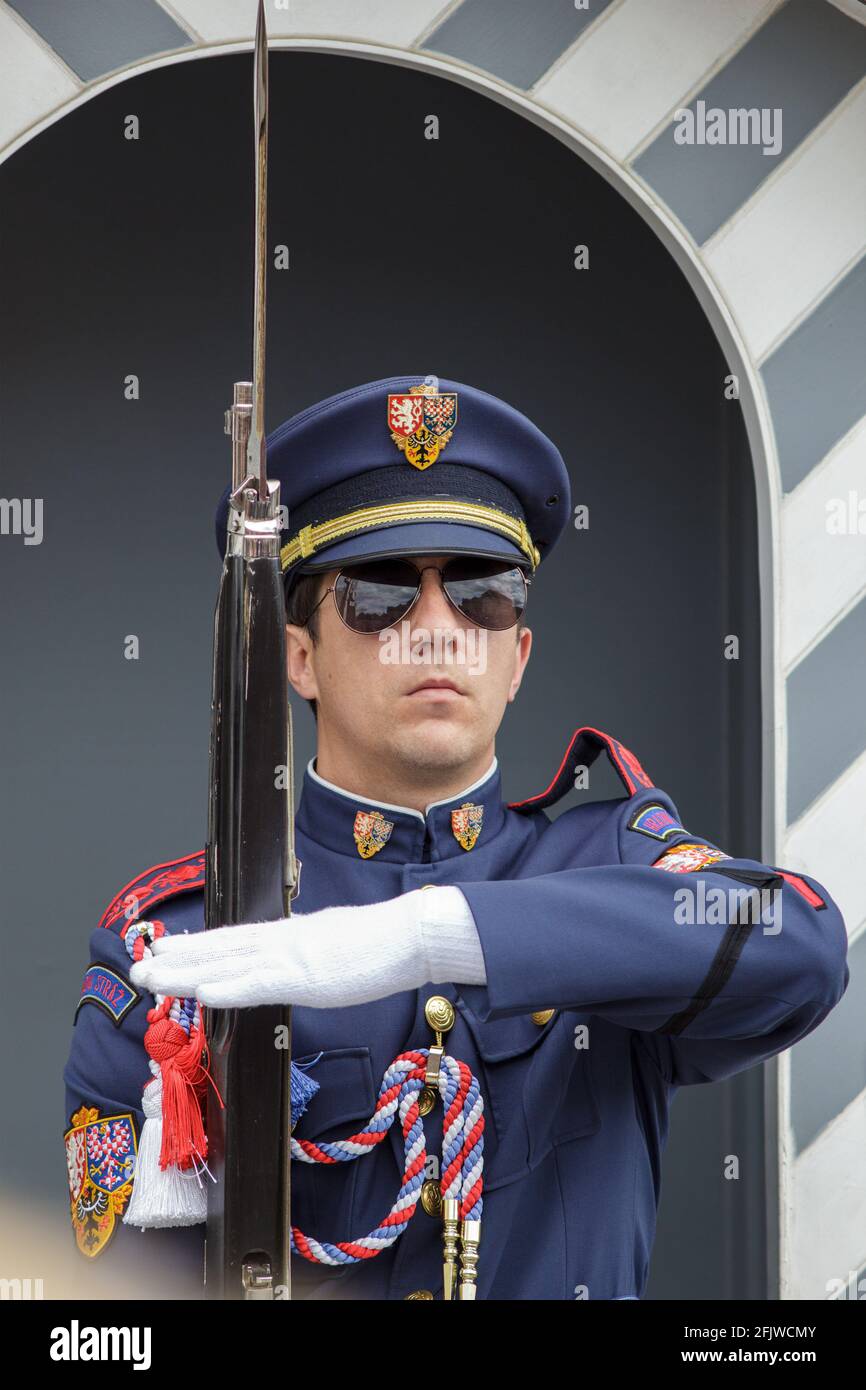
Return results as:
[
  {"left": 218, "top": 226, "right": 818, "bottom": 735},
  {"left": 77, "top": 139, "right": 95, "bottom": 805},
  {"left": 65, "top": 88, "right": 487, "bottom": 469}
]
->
[
  {"left": 420, "top": 1178, "right": 443, "bottom": 1218},
  {"left": 424, "top": 995, "right": 455, "bottom": 1033},
  {"left": 405, "top": 1289, "right": 434, "bottom": 1300},
  {"left": 531, "top": 1008, "right": 556, "bottom": 1026},
  {"left": 417, "top": 1086, "right": 437, "bottom": 1116}
]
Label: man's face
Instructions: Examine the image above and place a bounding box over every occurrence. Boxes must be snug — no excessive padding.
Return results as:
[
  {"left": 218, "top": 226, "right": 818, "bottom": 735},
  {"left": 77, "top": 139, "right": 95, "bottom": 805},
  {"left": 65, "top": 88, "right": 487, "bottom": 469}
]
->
[{"left": 286, "top": 553, "right": 532, "bottom": 780}]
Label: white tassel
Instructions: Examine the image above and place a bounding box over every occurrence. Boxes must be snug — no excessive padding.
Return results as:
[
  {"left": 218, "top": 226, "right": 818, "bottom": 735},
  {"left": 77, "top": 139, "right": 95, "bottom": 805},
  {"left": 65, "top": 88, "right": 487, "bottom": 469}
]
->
[{"left": 124, "top": 1068, "right": 209, "bottom": 1228}]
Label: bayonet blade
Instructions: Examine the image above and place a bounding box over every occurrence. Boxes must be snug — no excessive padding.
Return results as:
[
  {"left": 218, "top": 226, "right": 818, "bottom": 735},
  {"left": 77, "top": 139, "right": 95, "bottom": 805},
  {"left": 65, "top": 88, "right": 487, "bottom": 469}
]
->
[{"left": 248, "top": 0, "right": 269, "bottom": 495}]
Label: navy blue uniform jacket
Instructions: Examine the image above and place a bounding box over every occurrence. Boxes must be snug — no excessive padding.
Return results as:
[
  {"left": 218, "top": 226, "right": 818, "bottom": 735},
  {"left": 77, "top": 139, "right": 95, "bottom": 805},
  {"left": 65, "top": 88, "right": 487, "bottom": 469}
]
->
[{"left": 63, "top": 729, "right": 849, "bottom": 1299}]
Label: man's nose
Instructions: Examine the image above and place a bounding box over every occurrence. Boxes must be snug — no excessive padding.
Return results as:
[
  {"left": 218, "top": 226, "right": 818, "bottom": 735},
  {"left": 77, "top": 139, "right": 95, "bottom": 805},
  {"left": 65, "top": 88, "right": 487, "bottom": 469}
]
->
[{"left": 412, "top": 567, "right": 456, "bottom": 628}]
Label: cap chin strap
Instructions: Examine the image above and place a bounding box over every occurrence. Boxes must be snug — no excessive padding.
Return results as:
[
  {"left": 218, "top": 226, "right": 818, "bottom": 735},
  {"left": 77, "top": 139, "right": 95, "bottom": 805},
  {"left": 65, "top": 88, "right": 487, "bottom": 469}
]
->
[{"left": 279, "top": 498, "right": 539, "bottom": 572}]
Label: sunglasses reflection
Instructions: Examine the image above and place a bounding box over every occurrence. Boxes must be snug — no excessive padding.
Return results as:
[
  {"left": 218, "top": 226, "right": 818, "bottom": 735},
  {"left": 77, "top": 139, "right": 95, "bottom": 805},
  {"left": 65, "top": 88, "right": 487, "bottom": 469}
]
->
[{"left": 332, "top": 558, "right": 528, "bottom": 636}]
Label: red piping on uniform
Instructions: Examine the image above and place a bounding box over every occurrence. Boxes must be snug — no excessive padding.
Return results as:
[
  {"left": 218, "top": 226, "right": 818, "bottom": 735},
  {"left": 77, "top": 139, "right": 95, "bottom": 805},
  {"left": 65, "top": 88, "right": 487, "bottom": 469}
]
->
[
  {"left": 508, "top": 725, "right": 641, "bottom": 808},
  {"left": 98, "top": 850, "right": 205, "bottom": 929},
  {"left": 777, "top": 870, "right": 826, "bottom": 910},
  {"left": 507, "top": 729, "right": 585, "bottom": 808}
]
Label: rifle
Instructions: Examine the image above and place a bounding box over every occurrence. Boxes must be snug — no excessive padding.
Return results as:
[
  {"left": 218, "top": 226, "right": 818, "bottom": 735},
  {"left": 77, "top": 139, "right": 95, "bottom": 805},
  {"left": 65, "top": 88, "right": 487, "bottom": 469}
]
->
[{"left": 204, "top": 0, "right": 297, "bottom": 1300}]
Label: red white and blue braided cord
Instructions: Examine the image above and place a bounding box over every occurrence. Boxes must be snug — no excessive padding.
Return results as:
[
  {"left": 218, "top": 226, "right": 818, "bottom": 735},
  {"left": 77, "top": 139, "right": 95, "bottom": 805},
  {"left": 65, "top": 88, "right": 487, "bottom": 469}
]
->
[{"left": 290, "top": 1049, "right": 485, "bottom": 1266}]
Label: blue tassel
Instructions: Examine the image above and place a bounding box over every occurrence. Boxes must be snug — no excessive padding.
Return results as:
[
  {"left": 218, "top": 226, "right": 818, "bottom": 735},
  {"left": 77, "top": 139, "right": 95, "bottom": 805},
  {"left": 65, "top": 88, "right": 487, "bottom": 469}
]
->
[{"left": 290, "top": 1054, "right": 322, "bottom": 1130}]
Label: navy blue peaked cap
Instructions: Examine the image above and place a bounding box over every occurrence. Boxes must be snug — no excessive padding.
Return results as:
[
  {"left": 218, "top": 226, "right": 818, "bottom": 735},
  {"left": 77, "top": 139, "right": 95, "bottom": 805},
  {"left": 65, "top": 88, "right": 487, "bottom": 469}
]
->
[{"left": 214, "top": 375, "right": 571, "bottom": 588}]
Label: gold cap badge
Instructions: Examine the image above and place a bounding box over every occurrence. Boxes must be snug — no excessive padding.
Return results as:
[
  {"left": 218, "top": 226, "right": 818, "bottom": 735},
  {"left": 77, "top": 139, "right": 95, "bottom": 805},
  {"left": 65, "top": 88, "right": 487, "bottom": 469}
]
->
[{"left": 387, "top": 382, "right": 457, "bottom": 470}]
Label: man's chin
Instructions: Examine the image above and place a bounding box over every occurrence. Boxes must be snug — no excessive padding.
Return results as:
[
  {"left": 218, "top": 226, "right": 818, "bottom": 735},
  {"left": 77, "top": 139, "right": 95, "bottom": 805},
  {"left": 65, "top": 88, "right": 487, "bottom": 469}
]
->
[
  {"left": 388, "top": 717, "right": 480, "bottom": 770},
  {"left": 396, "top": 706, "right": 470, "bottom": 737}
]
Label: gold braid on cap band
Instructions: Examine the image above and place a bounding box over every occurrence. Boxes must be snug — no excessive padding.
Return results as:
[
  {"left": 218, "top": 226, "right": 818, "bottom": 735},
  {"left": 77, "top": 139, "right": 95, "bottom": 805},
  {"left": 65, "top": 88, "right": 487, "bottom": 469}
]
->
[{"left": 279, "top": 499, "right": 540, "bottom": 572}]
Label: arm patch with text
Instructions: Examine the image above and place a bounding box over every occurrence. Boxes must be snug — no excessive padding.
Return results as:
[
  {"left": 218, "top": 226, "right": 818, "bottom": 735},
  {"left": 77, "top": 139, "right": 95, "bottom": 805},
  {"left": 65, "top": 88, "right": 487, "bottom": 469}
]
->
[{"left": 75, "top": 963, "right": 141, "bottom": 1027}]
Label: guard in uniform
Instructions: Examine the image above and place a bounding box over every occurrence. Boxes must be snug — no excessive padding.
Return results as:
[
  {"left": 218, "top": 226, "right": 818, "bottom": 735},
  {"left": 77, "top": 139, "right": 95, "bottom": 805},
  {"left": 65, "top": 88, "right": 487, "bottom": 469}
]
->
[{"left": 63, "top": 375, "right": 849, "bottom": 1300}]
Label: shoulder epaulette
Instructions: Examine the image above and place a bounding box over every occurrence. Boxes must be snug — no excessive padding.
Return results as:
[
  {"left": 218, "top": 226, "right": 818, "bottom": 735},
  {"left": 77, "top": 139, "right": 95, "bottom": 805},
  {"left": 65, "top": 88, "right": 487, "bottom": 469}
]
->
[
  {"left": 98, "top": 850, "right": 206, "bottom": 932},
  {"left": 509, "top": 726, "right": 654, "bottom": 813}
]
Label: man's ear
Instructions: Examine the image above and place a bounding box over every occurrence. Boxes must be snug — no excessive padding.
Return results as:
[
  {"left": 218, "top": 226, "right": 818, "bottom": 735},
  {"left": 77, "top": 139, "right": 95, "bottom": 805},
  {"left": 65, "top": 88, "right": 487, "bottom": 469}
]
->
[
  {"left": 286, "top": 622, "right": 319, "bottom": 702},
  {"left": 507, "top": 625, "right": 532, "bottom": 702}
]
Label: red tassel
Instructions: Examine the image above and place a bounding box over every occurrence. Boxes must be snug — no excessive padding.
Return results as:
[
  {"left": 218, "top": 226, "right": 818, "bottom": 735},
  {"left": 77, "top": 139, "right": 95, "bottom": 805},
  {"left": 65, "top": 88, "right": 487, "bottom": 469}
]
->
[{"left": 143, "top": 1002, "right": 209, "bottom": 1171}]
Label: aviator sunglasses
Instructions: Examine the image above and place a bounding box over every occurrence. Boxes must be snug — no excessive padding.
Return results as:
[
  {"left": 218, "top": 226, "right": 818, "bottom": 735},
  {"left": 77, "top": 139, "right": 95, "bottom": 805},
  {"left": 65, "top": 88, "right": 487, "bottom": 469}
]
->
[{"left": 307, "top": 556, "right": 530, "bottom": 634}]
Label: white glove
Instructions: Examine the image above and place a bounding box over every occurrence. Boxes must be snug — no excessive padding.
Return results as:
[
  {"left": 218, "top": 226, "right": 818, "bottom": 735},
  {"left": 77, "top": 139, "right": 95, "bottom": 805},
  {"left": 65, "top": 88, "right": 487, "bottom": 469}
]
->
[{"left": 128, "top": 886, "right": 486, "bottom": 1009}]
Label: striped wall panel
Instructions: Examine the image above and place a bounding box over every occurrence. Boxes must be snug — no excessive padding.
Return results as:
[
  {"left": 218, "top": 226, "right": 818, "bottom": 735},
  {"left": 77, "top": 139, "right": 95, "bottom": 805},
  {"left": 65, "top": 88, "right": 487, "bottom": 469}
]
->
[
  {"left": 784, "top": 751, "right": 866, "bottom": 947},
  {"left": 788, "top": 1091, "right": 866, "bottom": 1299},
  {"left": 424, "top": 0, "right": 618, "bottom": 89},
  {"left": 631, "top": 0, "right": 866, "bottom": 243},
  {"left": 702, "top": 79, "right": 866, "bottom": 364},
  {"left": 781, "top": 417, "right": 866, "bottom": 673},
  {"left": 165, "top": 1, "right": 450, "bottom": 47},
  {"left": 533, "top": 0, "right": 782, "bottom": 163},
  {"left": 6, "top": 0, "right": 191, "bottom": 80},
  {"left": 0, "top": 0, "right": 862, "bottom": 1302},
  {"left": 0, "top": 4, "right": 80, "bottom": 149}
]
